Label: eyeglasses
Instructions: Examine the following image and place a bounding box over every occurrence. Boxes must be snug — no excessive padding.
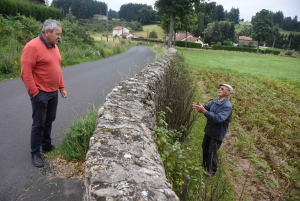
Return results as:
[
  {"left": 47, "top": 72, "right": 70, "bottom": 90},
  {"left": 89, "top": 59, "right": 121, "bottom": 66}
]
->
[{"left": 219, "top": 87, "right": 228, "bottom": 91}]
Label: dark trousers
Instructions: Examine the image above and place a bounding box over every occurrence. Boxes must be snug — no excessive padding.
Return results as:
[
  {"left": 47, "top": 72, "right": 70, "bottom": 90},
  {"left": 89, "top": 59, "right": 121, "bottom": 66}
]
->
[
  {"left": 202, "top": 134, "right": 222, "bottom": 175},
  {"left": 30, "top": 90, "right": 58, "bottom": 155}
]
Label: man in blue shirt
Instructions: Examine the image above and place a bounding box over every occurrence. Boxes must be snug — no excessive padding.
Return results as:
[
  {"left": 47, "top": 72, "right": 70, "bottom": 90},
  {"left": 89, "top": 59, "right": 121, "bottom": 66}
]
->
[{"left": 192, "top": 84, "right": 233, "bottom": 176}]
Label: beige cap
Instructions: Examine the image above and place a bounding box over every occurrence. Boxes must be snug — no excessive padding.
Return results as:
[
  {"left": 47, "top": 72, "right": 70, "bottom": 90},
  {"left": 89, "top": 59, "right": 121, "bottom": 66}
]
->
[{"left": 220, "top": 84, "right": 234, "bottom": 94}]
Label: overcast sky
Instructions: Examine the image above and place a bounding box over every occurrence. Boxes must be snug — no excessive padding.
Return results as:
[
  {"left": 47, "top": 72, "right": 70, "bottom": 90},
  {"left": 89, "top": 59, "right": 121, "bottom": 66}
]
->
[{"left": 106, "top": 0, "right": 299, "bottom": 22}]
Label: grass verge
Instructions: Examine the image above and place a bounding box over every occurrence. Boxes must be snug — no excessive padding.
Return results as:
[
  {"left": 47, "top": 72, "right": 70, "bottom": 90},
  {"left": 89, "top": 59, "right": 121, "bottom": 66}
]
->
[{"left": 48, "top": 105, "right": 98, "bottom": 162}]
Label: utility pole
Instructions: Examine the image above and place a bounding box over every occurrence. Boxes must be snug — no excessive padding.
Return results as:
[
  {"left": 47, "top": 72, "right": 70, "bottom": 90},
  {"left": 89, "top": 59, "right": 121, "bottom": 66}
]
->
[
  {"left": 288, "top": 38, "right": 291, "bottom": 50},
  {"left": 122, "top": 21, "right": 124, "bottom": 39},
  {"left": 106, "top": 3, "right": 108, "bottom": 42}
]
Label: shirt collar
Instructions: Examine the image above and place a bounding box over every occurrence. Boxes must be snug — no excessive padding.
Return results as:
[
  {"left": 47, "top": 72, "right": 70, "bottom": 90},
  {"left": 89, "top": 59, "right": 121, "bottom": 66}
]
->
[
  {"left": 213, "top": 98, "right": 228, "bottom": 105},
  {"left": 39, "top": 34, "right": 55, "bottom": 49}
]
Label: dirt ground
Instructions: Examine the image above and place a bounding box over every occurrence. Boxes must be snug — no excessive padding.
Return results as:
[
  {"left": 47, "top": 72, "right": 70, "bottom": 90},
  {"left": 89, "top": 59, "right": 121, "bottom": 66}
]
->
[{"left": 45, "top": 155, "right": 85, "bottom": 180}]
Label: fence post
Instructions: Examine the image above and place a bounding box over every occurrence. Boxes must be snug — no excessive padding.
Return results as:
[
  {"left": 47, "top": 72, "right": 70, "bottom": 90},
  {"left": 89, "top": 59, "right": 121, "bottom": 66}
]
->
[{"left": 180, "top": 175, "right": 190, "bottom": 201}]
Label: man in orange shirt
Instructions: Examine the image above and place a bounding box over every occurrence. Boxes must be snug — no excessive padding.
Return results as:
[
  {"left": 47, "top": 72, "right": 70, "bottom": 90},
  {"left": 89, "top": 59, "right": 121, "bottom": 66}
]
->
[{"left": 21, "top": 19, "right": 67, "bottom": 168}]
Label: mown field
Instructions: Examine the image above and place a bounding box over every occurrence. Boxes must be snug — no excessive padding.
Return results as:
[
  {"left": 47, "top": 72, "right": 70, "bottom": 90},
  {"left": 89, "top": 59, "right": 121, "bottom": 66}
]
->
[
  {"left": 178, "top": 49, "right": 300, "bottom": 200},
  {"left": 131, "top": 24, "right": 166, "bottom": 39}
]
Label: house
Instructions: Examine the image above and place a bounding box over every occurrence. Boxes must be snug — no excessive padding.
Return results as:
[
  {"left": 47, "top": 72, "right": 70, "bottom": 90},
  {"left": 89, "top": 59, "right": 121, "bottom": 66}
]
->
[
  {"left": 112, "top": 26, "right": 130, "bottom": 37},
  {"left": 238, "top": 36, "right": 258, "bottom": 46},
  {"left": 93, "top": 14, "right": 107, "bottom": 20},
  {"left": 174, "top": 32, "right": 205, "bottom": 46},
  {"left": 111, "top": 26, "right": 136, "bottom": 38}
]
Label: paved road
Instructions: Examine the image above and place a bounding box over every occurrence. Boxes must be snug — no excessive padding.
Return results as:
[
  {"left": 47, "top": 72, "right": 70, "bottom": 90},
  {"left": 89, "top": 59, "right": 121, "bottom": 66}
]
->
[{"left": 0, "top": 46, "right": 154, "bottom": 201}]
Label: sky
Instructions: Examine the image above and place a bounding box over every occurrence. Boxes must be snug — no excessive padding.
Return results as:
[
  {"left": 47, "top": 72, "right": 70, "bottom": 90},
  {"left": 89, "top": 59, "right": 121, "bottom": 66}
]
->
[{"left": 106, "top": 0, "right": 299, "bottom": 22}]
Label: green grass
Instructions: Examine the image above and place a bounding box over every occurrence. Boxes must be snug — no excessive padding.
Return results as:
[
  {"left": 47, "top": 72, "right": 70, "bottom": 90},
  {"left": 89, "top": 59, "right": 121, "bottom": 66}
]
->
[
  {"left": 235, "top": 22, "right": 252, "bottom": 33},
  {"left": 262, "top": 47, "right": 300, "bottom": 57},
  {"left": 278, "top": 28, "right": 300, "bottom": 36},
  {"left": 150, "top": 44, "right": 167, "bottom": 60},
  {"left": 133, "top": 24, "right": 165, "bottom": 39},
  {"left": 178, "top": 49, "right": 300, "bottom": 84},
  {"left": 48, "top": 105, "right": 98, "bottom": 162}
]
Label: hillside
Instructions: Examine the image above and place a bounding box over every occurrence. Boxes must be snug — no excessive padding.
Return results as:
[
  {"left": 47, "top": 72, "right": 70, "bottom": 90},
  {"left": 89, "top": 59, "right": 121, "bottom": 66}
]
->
[{"left": 132, "top": 24, "right": 165, "bottom": 39}]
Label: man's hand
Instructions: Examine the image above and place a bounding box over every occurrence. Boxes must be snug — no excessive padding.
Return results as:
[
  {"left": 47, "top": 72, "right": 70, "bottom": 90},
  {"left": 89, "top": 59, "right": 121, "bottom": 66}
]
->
[
  {"left": 60, "top": 90, "right": 68, "bottom": 98},
  {"left": 192, "top": 102, "right": 206, "bottom": 114}
]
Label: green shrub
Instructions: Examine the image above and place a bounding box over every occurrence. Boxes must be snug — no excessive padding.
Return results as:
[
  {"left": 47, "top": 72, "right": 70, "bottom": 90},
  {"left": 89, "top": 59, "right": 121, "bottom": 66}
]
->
[
  {"left": 0, "top": 0, "right": 60, "bottom": 22},
  {"left": 212, "top": 45, "right": 280, "bottom": 54},
  {"left": 285, "top": 51, "right": 293, "bottom": 56},
  {"left": 175, "top": 41, "right": 202, "bottom": 49},
  {"left": 157, "top": 54, "right": 197, "bottom": 142},
  {"left": 131, "top": 37, "right": 164, "bottom": 44},
  {"left": 149, "top": 30, "right": 158, "bottom": 38}
]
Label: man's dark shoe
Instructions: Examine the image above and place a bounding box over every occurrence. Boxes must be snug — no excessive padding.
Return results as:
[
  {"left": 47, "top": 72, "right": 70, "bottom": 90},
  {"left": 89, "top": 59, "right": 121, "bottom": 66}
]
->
[
  {"left": 42, "top": 145, "right": 55, "bottom": 154},
  {"left": 32, "top": 153, "right": 44, "bottom": 168},
  {"left": 204, "top": 171, "right": 215, "bottom": 177}
]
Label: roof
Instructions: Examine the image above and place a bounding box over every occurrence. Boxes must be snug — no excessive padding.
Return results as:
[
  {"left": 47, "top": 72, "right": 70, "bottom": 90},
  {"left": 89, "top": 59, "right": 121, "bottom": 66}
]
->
[
  {"left": 175, "top": 32, "right": 193, "bottom": 41},
  {"left": 173, "top": 32, "right": 204, "bottom": 43},
  {"left": 121, "top": 32, "right": 131, "bottom": 36},
  {"left": 188, "top": 37, "right": 203, "bottom": 43},
  {"left": 113, "top": 26, "right": 129, "bottom": 30},
  {"left": 239, "top": 36, "right": 253, "bottom": 41}
]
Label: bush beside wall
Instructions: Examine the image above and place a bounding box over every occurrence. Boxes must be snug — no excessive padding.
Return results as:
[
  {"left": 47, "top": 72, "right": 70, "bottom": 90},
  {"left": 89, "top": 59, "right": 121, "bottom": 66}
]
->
[{"left": 0, "top": 0, "right": 60, "bottom": 21}]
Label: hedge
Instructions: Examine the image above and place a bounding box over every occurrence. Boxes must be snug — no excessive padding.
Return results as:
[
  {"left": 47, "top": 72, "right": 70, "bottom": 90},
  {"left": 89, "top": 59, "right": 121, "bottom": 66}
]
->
[
  {"left": 0, "top": 0, "right": 60, "bottom": 21},
  {"left": 212, "top": 45, "right": 280, "bottom": 55},
  {"left": 260, "top": 49, "right": 280, "bottom": 55},
  {"left": 175, "top": 41, "right": 202, "bottom": 49},
  {"left": 131, "top": 38, "right": 164, "bottom": 44}
]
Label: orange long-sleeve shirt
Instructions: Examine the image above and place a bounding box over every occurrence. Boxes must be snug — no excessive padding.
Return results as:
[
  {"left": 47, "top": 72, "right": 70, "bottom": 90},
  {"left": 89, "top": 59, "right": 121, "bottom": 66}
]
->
[{"left": 21, "top": 36, "right": 65, "bottom": 97}]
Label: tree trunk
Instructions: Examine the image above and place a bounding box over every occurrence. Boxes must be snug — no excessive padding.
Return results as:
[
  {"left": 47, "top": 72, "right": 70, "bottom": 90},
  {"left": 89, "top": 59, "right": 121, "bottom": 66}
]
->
[
  {"left": 272, "top": 39, "right": 275, "bottom": 48},
  {"left": 164, "top": 30, "right": 167, "bottom": 46},
  {"left": 185, "top": 30, "right": 188, "bottom": 49},
  {"left": 173, "top": 30, "right": 176, "bottom": 47},
  {"left": 168, "top": 13, "right": 175, "bottom": 48},
  {"left": 256, "top": 40, "right": 260, "bottom": 53}
]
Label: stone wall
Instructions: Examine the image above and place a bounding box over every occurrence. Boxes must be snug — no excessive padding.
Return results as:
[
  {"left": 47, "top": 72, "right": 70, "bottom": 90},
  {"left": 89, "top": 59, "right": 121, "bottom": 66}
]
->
[{"left": 84, "top": 48, "right": 179, "bottom": 201}]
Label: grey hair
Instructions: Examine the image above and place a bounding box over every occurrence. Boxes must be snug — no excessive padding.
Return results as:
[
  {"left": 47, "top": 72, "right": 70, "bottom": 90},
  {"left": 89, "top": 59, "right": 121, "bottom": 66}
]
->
[{"left": 41, "top": 19, "right": 61, "bottom": 33}]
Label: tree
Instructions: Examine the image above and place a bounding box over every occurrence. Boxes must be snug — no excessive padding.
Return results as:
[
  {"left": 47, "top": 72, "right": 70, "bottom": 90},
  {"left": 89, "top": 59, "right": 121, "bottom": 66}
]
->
[
  {"left": 229, "top": 7, "right": 239, "bottom": 24},
  {"left": 180, "top": 11, "right": 198, "bottom": 48},
  {"left": 273, "top": 11, "right": 284, "bottom": 28},
  {"left": 137, "top": 7, "right": 157, "bottom": 25},
  {"left": 194, "top": 1, "right": 216, "bottom": 38},
  {"left": 282, "top": 16, "right": 293, "bottom": 31},
  {"left": 149, "top": 30, "right": 158, "bottom": 38},
  {"left": 204, "top": 21, "right": 235, "bottom": 44},
  {"left": 211, "top": 5, "right": 224, "bottom": 22},
  {"left": 108, "top": 9, "right": 118, "bottom": 19},
  {"left": 51, "top": 0, "right": 106, "bottom": 19},
  {"left": 251, "top": 9, "right": 275, "bottom": 52},
  {"left": 155, "top": 0, "right": 202, "bottom": 48},
  {"left": 119, "top": 3, "right": 155, "bottom": 22},
  {"left": 159, "top": 13, "right": 183, "bottom": 46}
]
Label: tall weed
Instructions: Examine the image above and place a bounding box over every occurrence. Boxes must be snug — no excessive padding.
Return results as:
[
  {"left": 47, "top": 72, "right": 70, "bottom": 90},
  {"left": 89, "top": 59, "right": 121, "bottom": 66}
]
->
[
  {"left": 157, "top": 54, "right": 198, "bottom": 142},
  {"left": 49, "top": 105, "right": 98, "bottom": 162}
]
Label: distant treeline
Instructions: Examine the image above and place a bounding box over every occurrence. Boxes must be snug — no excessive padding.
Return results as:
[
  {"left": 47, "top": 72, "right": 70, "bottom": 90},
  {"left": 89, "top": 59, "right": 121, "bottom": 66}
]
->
[{"left": 51, "top": 0, "right": 106, "bottom": 20}]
